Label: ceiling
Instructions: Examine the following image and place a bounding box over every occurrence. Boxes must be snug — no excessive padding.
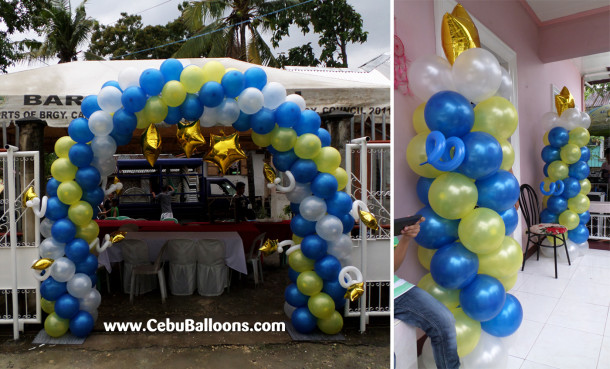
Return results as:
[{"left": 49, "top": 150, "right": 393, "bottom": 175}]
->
[{"left": 525, "top": 0, "right": 609, "bottom": 22}]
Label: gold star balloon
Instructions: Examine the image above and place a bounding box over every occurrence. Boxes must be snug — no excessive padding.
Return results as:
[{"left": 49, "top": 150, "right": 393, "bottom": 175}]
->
[
  {"left": 203, "top": 132, "right": 247, "bottom": 175},
  {"left": 555, "top": 86, "right": 575, "bottom": 117},
  {"left": 344, "top": 282, "right": 365, "bottom": 302},
  {"left": 141, "top": 123, "right": 162, "bottom": 167},
  {"left": 263, "top": 163, "right": 278, "bottom": 184},
  {"left": 22, "top": 186, "right": 38, "bottom": 207},
  {"left": 358, "top": 209, "right": 379, "bottom": 231},
  {"left": 109, "top": 231, "right": 127, "bottom": 243},
  {"left": 113, "top": 176, "right": 122, "bottom": 195},
  {"left": 31, "top": 258, "right": 54, "bottom": 270},
  {"left": 177, "top": 121, "right": 206, "bottom": 158},
  {"left": 260, "top": 239, "right": 279, "bottom": 256},
  {"left": 441, "top": 4, "right": 480, "bottom": 65}
]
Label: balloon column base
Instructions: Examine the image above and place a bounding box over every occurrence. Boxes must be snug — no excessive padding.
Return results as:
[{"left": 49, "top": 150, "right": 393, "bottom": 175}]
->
[
  {"left": 285, "top": 321, "right": 345, "bottom": 341},
  {"left": 32, "top": 329, "right": 87, "bottom": 345}
]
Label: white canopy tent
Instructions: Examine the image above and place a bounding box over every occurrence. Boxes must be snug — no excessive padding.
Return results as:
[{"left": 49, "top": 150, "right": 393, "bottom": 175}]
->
[{"left": 0, "top": 58, "right": 390, "bottom": 128}]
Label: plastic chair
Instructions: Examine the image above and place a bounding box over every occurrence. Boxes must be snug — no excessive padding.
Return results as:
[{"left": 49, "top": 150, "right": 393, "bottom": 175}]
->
[
  {"left": 246, "top": 232, "right": 266, "bottom": 287},
  {"left": 195, "top": 239, "right": 228, "bottom": 296},
  {"left": 167, "top": 239, "right": 197, "bottom": 295},
  {"left": 130, "top": 243, "right": 168, "bottom": 303},
  {"left": 519, "top": 184, "right": 570, "bottom": 278},
  {"left": 122, "top": 239, "right": 157, "bottom": 294}
]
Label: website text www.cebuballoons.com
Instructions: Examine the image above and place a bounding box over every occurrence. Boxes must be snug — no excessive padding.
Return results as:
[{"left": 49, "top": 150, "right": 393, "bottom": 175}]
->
[{"left": 103, "top": 318, "right": 285, "bottom": 333}]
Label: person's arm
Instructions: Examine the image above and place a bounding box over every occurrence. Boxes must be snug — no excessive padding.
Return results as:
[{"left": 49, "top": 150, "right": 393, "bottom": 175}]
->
[{"left": 394, "top": 218, "right": 424, "bottom": 271}]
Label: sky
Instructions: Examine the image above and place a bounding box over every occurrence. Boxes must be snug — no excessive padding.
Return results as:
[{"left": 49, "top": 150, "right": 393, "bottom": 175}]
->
[{"left": 6, "top": 0, "right": 391, "bottom": 73}]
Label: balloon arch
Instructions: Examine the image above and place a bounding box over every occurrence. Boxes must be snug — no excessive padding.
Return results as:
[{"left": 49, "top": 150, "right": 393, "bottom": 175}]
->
[{"left": 28, "top": 59, "right": 367, "bottom": 338}]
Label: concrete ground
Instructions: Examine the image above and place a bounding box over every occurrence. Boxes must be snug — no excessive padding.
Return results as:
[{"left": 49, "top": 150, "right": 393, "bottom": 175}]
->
[{"left": 0, "top": 254, "right": 390, "bottom": 368}]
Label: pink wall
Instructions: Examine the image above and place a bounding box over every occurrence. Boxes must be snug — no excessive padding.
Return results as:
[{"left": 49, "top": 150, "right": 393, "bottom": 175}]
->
[{"left": 394, "top": 0, "right": 584, "bottom": 284}]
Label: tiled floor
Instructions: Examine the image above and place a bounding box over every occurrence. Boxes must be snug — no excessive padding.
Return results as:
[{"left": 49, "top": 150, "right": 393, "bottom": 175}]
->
[{"left": 506, "top": 247, "right": 610, "bottom": 369}]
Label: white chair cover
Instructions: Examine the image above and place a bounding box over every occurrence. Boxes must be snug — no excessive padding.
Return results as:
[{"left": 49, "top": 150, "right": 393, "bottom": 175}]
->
[
  {"left": 122, "top": 239, "right": 157, "bottom": 294},
  {"left": 196, "top": 239, "right": 227, "bottom": 296},
  {"left": 167, "top": 239, "right": 197, "bottom": 296},
  {"left": 394, "top": 319, "right": 418, "bottom": 369}
]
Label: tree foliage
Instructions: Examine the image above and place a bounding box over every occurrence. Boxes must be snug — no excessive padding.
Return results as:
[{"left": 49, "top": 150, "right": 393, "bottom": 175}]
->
[{"left": 277, "top": 42, "right": 319, "bottom": 67}]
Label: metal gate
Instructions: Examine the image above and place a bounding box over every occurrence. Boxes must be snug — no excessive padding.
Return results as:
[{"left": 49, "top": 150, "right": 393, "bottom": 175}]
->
[{"left": 0, "top": 145, "right": 41, "bottom": 339}]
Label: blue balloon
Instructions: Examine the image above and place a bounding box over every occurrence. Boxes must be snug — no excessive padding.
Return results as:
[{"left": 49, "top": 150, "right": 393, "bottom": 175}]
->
[
  {"left": 546, "top": 195, "right": 568, "bottom": 215},
  {"left": 476, "top": 170, "right": 520, "bottom": 212},
  {"left": 499, "top": 207, "right": 519, "bottom": 235},
  {"left": 199, "top": 81, "right": 224, "bottom": 108},
  {"left": 232, "top": 111, "right": 251, "bottom": 132},
  {"left": 539, "top": 209, "right": 558, "bottom": 224},
  {"left": 325, "top": 192, "right": 352, "bottom": 217},
  {"left": 322, "top": 279, "right": 347, "bottom": 308},
  {"left": 54, "top": 293, "right": 80, "bottom": 319},
  {"left": 579, "top": 211, "right": 590, "bottom": 225},
  {"left": 46, "top": 178, "right": 60, "bottom": 197},
  {"left": 221, "top": 70, "right": 245, "bottom": 98},
  {"left": 457, "top": 132, "right": 502, "bottom": 179},
  {"left": 121, "top": 86, "right": 147, "bottom": 113},
  {"left": 291, "top": 307, "right": 317, "bottom": 334},
  {"left": 423, "top": 132, "right": 466, "bottom": 172},
  {"left": 75, "top": 253, "right": 98, "bottom": 275},
  {"left": 290, "top": 159, "right": 319, "bottom": 183},
  {"left": 89, "top": 273, "right": 97, "bottom": 287},
  {"left": 139, "top": 68, "right": 165, "bottom": 96},
  {"left": 339, "top": 213, "right": 355, "bottom": 234},
  {"left": 51, "top": 218, "right": 76, "bottom": 243},
  {"left": 164, "top": 106, "right": 183, "bottom": 125},
  {"left": 250, "top": 108, "right": 275, "bottom": 134},
  {"left": 244, "top": 67, "right": 267, "bottom": 90},
  {"left": 430, "top": 242, "right": 478, "bottom": 290},
  {"left": 112, "top": 108, "right": 138, "bottom": 136},
  {"left": 180, "top": 94, "right": 204, "bottom": 121},
  {"left": 275, "top": 102, "right": 301, "bottom": 128},
  {"left": 416, "top": 177, "right": 435, "bottom": 205},
  {"left": 82, "top": 187, "right": 104, "bottom": 208},
  {"left": 293, "top": 110, "right": 321, "bottom": 136},
  {"left": 65, "top": 238, "right": 90, "bottom": 263},
  {"left": 110, "top": 131, "right": 131, "bottom": 146},
  {"left": 290, "top": 202, "right": 300, "bottom": 215},
  {"left": 101, "top": 80, "right": 122, "bottom": 91},
  {"left": 46, "top": 197, "right": 69, "bottom": 221},
  {"left": 288, "top": 268, "right": 300, "bottom": 283},
  {"left": 561, "top": 177, "right": 581, "bottom": 199},
  {"left": 580, "top": 146, "right": 591, "bottom": 162},
  {"left": 267, "top": 146, "right": 279, "bottom": 156},
  {"left": 160, "top": 59, "right": 183, "bottom": 82},
  {"left": 315, "top": 255, "right": 342, "bottom": 281},
  {"left": 424, "top": 91, "right": 474, "bottom": 138},
  {"left": 80, "top": 95, "right": 101, "bottom": 119},
  {"left": 541, "top": 145, "right": 561, "bottom": 164},
  {"left": 272, "top": 150, "right": 298, "bottom": 172},
  {"left": 317, "top": 128, "right": 331, "bottom": 147},
  {"left": 290, "top": 214, "right": 317, "bottom": 238},
  {"left": 69, "top": 311, "right": 94, "bottom": 337},
  {"left": 459, "top": 274, "right": 506, "bottom": 322},
  {"left": 568, "top": 161, "right": 589, "bottom": 180},
  {"left": 311, "top": 173, "right": 338, "bottom": 199},
  {"left": 548, "top": 127, "right": 569, "bottom": 148},
  {"left": 568, "top": 224, "right": 589, "bottom": 243},
  {"left": 68, "top": 118, "right": 94, "bottom": 143},
  {"left": 285, "top": 283, "right": 309, "bottom": 307},
  {"left": 543, "top": 163, "right": 549, "bottom": 177},
  {"left": 75, "top": 166, "right": 101, "bottom": 191},
  {"left": 481, "top": 293, "right": 523, "bottom": 337},
  {"left": 301, "top": 235, "right": 328, "bottom": 261},
  {"left": 414, "top": 206, "right": 459, "bottom": 249},
  {"left": 40, "top": 277, "right": 67, "bottom": 301},
  {"left": 68, "top": 143, "right": 94, "bottom": 168}
]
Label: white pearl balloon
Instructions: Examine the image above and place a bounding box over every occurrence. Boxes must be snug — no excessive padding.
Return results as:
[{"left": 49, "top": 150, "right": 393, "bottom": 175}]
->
[
  {"left": 580, "top": 111, "right": 591, "bottom": 129},
  {"left": 299, "top": 196, "right": 327, "bottom": 221},
  {"left": 200, "top": 107, "right": 219, "bottom": 127},
  {"left": 238, "top": 87, "right": 264, "bottom": 114},
  {"left": 88, "top": 111, "right": 114, "bottom": 136},
  {"left": 286, "top": 94, "right": 306, "bottom": 111},
  {"left": 118, "top": 67, "right": 141, "bottom": 90},
  {"left": 67, "top": 273, "right": 92, "bottom": 298},
  {"left": 79, "top": 288, "right": 102, "bottom": 313},
  {"left": 216, "top": 99, "right": 241, "bottom": 126},
  {"left": 461, "top": 332, "right": 508, "bottom": 369},
  {"left": 495, "top": 66, "right": 513, "bottom": 101},
  {"left": 407, "top": 55, "right": 455, "bottom": 102},
  {"left": 91, "top": 135, "right": 117, "bottom": 159},
  {"left": 262, "top": 82, "right": 287, "bottom": 109},
  {"left": 327, "top": 234, "right": 353, "bottom": 260},
  {"left": 50, "top": 257, "right": 76, "bottom": 282},
  {"left": 40, "top": 218, "right": 55, "bottom": 239},
  {"left": 452, "top": 48, "right": 502, "bottom": 103},
  {"left": 285, "top": 182, "right": 312, "bottom": 203},
  {"left": 558, "top": 108, "right": 582, "bottom": 130},
  {"left": 39, "top": 237, "right": 65, "bottom": 259},
  {"left": 97, "top": 86, "right": 123, "bottom": 113},
  {"left": 540, "top": 112, "right": 559, "bottom": 131},
  {"left": 315, "top": 214, "right": 343, "bottom": 242}
]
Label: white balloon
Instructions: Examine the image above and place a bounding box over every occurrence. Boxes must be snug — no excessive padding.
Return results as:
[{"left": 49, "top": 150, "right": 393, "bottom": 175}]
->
[
  {"left": 286, "top": 94, "right": 306, "bottom": 111},
  {"left": 580, "top": 111, "right": 591, "bottom": 129},
  {"left": 238, "top": 87, "right": 264, "bottom": 114},
  {"left": 216, "top": 99, "right": 241, "bottom": 126},
  {"left": 88, "top": 111, "right": 114, "bottom": 136},
  {"left": 91, "top": 135, "right": 117, "bottom": 159},
  {"left": 540, "top": 237, "right": 579, "bottom": 261},
  {"left": 461, "top": 331, "right": 508, "bottom": 369},
  {"left": 50, "top": 257, "right": 76, "bottom": 282},
  {"left": 200, "top": 106, "right": 219, "bottom": 127},
  {"left": 90, "top": 309, "right": 99, "bottom": 322},
  {"left": 118, "top": 67, "right": 141, "bottom": 90},
  {"left": 91, "top": 156, "right": 116, "bottom": 177},
  {"left": 540, "top": 112, "right": 559, "bottom": 131},
  {"left": 97, "top": 86, "right": 123, "bottom": 113},
  {"left": 262, "top": 82, "right": 286, "bottom": 109},
  {"left": 39, "top": 237, "right": 66, "bottom": 259},
  {"left": 452, "top": 48, "right": 502, "bottom": 103},
  {"left": 299, "top": 196, "right": 327, "bottom": 221},
  {"left": 79, "top": 288, "right": 102, "bottom": 313},
  {"left": 407, "top": 55, "right": 455, "bottom": 101},
  {"left": 286, "top": 182, "right": 312, "bottom": 203},
  {"left": 559, "top": 108, "right": 582, "bottom": 130},
  {"left": 327, "top": 234, "right": 353, "bottom": 260},
  {"left": 40, "top": 218, "right": 54, "bottom": 239},
  {"left": 283, "top": 302, "right": 297, "bottom": 319},
  {"left": 67, "top": 273, "right": 92, "bottom": 298},
  {"left": 316, "top": 214, "right": 343, "bottom": 242},
  {"left": 495, "top": 66, "right": 513, "bottom": 101}
]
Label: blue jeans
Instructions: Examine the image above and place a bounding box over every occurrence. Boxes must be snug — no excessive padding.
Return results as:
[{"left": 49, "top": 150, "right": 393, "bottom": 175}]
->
[{"left": 394, "top": 286, "right": 460, "bottom": 369}]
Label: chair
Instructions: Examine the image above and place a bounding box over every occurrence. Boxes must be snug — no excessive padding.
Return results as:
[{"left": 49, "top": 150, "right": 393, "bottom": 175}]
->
[
  {"left": 195, "top": 239, "right": 228, "bottom": 296},
  {"left": 122, "top": 239, "right": 157, "bottom": 294},
  {"left": 167, "top": 239, "right": 197, "bottom": 296},
  {"left": 246, "top": 232, "right": 266, "bottom": 287},
  {"left": 130, "top": 243, "right": 168, "bottom": 303},
  {"left": 519, "top": 184, "right": 570, "bottom": 278}
]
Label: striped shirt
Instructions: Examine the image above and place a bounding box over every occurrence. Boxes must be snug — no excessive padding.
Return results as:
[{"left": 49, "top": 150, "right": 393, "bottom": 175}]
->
[{"left": 394, "top": 236, "right": 414, "bottom": 298}]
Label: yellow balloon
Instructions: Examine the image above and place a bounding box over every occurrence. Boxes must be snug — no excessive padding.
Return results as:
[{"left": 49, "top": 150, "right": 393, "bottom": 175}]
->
[
  {"left": 558, "top": 210, "right": 579, "bottom": 230},
  {"left": 292, "top": 235, "right": 303, "bottom": 245},
  {"left": 547, "top": 160, "right": 569, "bottom": 181},
  {"left": 451, "top": 307, "right": 481, "bottom": 357},
  {"left": 41, "top": 297, "right": 55, "bottom": 314},
  {"left": 579, "top": 178, "right": 591, "bottom": 194},
  {"left": 406, "top": 132, "right": 444, "bottom": 178},
  {"left": 294, "top": 133, "right": 322, "bottom": 159},
  {"left": 478, "top": 236, "right": 523, "bottom": 279},
  {"left": 57, "top": 181, "right": 82, "bottom": 205},
  {"left": 542, "top": 195, "right": 550, "bottom": 209},
  {"left": 417, "top": 245, "right": 436, "bottom": 270},
  {"left": 143, "top": 96, "right": 169, "bottom": 123},
  {"left": 560, "top": 143, "right": 581, "bottom": 164},
  {"left": 135, "top": 110, "right": 151, "bottom": 130},
  {"left": 161, "top": 80, "right": 187, "bottom": 107},
  {"left": 270, "top": 127, "right": 297, "bottom": 152},
  {"left": 568, "top": 127, "right": 590, "bottom": 147},
  {"left": 51, "top": 158, "right": 78, "bottom": 183},
  {"left": 44, "top": 313, "right": 70, "bottom": 338},
  {"left": 308, "top": 292, "right": 335, "bottom": 319},
  {"left": 317, "top": 310, "right": 343, "bottom": 335},
  {"left": 472, "top": 96, "right": 518, "bottom": 140},
  {"left": 202, "top": 61, "right": 226, "bottom": 84},
  {"left": 180, "top": 65, "right": 205, "bottom": 94},
  {"left": 313, "top": 146, "right": 342, "bottom": 173},
  {"left": 498, "top": 139, "right": 515, "bottom": 171},
  {"left": 417, "top": 273, "right": 459, "bottom": 309},
  {"left": 429, "top": 172, "right": 478, "bottom": 220},
  {"left": 413, "top": 102, "right": 429, "bottom": 133},
  {"left": 567, "top": 193, "right": 590, "bottom": 213},
  {"left": 297, "top": 271, "right": 324, "bottom": 296},
  {"left": 288, "top": 249, "right": 315, "bottom": 272},
  {"left": 54, "top": 136, "right": 76, "bottom": 158},
  {"left": 543, "top": 131, "right": 550, "bottom": 146},
  {"left": 458, "top": 208, "right": 505, "bottom": 254},
  {"left": 498, "top": 272, "right": 519, "bottom": 292},
  {"left": 76, "top": 220, "right": 100, "bottom": 244},
  {"left": 68, "top": 201, "right": 93, "bottom": 226},
  {"left": 251, "top": 130, "right": 273, "bottom": 147},
  {"left": 333, "top": 167, "right": 348, "bottom": 191}
]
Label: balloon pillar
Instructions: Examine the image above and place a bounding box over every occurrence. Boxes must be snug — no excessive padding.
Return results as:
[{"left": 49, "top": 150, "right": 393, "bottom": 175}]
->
[
  {"left": 40, "top": 59, "right": 365, "bottom": 338},
  {"left": 539, "top": 87, "right": 592, "bottom": 255},
  {"left": 405, "top": 4, "right": 523, "bottom": 362}
]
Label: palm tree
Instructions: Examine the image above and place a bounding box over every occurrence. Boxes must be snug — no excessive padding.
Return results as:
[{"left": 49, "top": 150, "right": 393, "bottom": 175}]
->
[{"left": 174, "top": 0, "right": 296, "bottom": 67}]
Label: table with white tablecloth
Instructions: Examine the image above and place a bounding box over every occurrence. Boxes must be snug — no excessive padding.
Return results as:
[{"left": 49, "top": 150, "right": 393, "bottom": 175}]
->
[{"left": 98, "top": 232, "right": 247, "bottom": 274}]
